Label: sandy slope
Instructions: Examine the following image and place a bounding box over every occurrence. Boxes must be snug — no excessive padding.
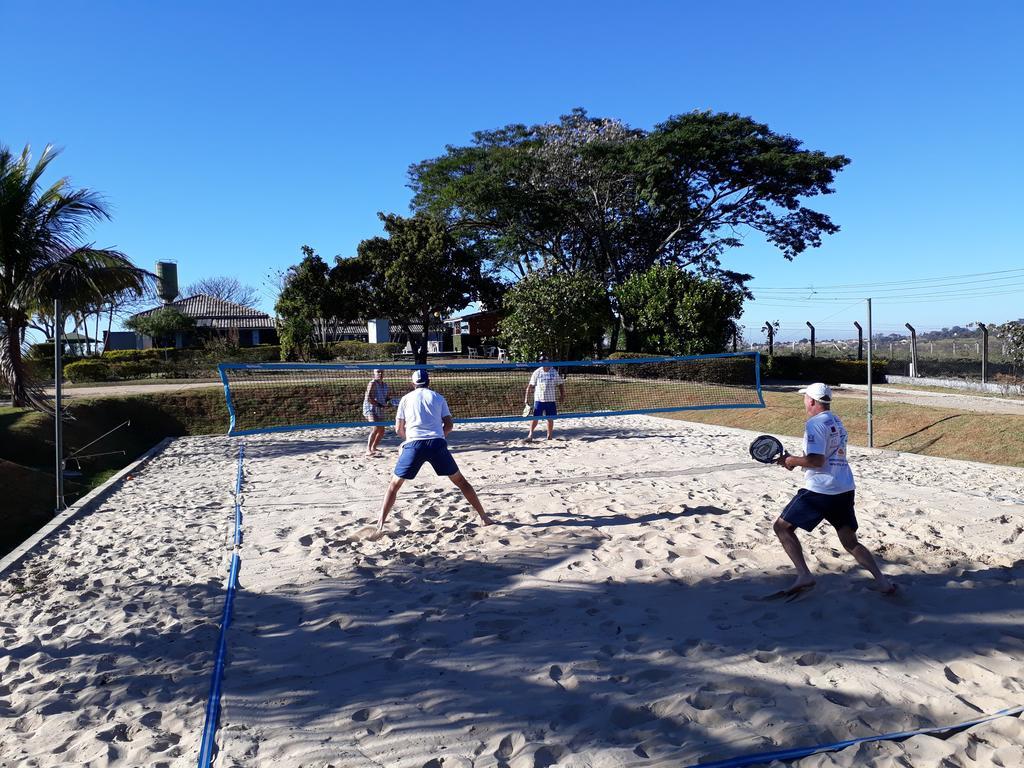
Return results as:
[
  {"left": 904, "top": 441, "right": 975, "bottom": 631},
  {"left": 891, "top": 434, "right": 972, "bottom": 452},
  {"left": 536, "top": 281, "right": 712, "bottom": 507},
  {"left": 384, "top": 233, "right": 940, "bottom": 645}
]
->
[{"left": 1, "top": 416, "right": 1022, "bottom": 767}]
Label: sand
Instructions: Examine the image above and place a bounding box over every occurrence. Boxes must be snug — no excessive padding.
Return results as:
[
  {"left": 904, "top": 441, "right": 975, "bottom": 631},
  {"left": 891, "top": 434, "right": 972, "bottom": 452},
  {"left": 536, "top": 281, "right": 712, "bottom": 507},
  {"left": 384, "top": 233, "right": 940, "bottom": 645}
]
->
[{"left": 1, "top": 416, "right": 1022, "bottom": 767}]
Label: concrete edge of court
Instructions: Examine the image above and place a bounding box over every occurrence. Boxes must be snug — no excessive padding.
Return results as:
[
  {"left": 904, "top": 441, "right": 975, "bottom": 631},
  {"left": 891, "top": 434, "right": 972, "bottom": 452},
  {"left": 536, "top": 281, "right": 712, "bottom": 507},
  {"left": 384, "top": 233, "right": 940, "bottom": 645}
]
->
[{"left": 0, "top": 437, "right": 176, "bottom": 580}]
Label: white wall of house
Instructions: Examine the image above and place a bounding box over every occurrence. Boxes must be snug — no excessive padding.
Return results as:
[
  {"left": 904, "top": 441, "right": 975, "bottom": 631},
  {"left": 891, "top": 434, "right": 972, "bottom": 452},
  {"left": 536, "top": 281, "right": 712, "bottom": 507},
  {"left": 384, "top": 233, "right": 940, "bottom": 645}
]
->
[{"left": 368, "top": 319, "right": 390, "bottom": 343}]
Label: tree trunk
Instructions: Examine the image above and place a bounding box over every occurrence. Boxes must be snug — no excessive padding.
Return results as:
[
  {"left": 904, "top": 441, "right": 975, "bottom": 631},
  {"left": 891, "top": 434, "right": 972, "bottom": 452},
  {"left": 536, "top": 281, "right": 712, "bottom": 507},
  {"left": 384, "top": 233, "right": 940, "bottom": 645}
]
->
[
  {"left": 1, "top": 315, "right": 48, "bottom": 411},
  {"left": 608, "top": 317, "right": 621, "bottom": 356},
  {"left": 415, "top": 314, "right": 429, "bottom": 365},
  {"left": 624, "top": 326, "right": 641, "bottom": 353}
]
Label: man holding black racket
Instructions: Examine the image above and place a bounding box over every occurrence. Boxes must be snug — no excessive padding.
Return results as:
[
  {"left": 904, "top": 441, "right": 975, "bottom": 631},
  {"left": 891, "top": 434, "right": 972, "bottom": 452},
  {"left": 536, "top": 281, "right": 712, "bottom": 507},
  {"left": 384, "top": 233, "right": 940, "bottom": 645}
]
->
[{"left": 771, "top": 383, "right": 895, "bottom": 597}]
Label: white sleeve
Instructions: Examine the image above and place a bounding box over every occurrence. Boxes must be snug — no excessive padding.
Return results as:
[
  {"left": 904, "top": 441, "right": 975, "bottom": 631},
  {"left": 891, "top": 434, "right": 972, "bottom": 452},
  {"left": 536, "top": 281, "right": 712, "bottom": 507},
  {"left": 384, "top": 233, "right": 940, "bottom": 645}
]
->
[
  {"left": 395, "top": 396, "right": 406, "bottom": 424},
  {"left": 441, "top": 396, "right": 452, "bottom": 418},
  {"left": 529, "top": 369, "right": 540, "bottom": 386}
]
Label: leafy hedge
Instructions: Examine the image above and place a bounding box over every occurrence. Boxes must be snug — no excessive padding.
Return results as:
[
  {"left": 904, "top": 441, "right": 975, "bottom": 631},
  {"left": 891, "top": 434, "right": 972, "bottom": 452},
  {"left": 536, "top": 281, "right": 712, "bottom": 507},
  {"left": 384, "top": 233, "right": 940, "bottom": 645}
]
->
[
  {"left": 101, "top": 347, "right": 176, "bottom": 362},
  {"left": 64, "top": 342, "right": 399, "bottom": 382},
  {"left": 605, "top": 352, "right": 754, "bottom": 384},
  {"left": 762, "top": 355, "right": 887, "bottom": 384},
  {"left": 64, "top": 359, "right": 113, "bottom": 383},
  {"left": 318, "top": 341, "right": 401, "bottom": 361},
  {"left": 601, "top": 352, "right": 888, "bottom": 385}
]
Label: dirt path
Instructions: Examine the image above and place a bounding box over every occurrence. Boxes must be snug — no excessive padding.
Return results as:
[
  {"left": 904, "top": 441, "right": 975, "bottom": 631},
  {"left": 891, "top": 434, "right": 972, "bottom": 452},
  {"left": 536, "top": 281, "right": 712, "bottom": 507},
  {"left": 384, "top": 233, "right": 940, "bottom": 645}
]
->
[
  {"left": 46, "top": 379, "right": 1024, "bottom": 416},
  {"left": 49, "top": 380, "right": 223, "bottom": 399},
  {"left": 834, "top": 384, "right": 1024, "bottom": 416}
]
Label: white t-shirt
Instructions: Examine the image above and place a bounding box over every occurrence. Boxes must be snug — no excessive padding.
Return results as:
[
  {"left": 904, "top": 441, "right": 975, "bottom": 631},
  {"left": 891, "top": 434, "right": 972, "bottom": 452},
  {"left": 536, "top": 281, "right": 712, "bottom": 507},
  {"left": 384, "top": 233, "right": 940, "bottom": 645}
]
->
[
  {"left": 530, "top": 367, "right": 564, "bottom": 403},
  {"left": 802, "top": 411, "right": 855, "bottom": 495},
  {"left": 395, "top": 387, "right": 451, "bottom": 443}
]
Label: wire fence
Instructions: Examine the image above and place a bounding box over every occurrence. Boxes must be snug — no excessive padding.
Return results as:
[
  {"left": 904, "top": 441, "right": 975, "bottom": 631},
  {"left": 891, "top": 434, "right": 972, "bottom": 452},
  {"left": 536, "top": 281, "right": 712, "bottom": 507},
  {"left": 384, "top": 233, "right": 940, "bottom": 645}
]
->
[{"left": 745, "top": 337, "right": 1021, "bottom": 383}]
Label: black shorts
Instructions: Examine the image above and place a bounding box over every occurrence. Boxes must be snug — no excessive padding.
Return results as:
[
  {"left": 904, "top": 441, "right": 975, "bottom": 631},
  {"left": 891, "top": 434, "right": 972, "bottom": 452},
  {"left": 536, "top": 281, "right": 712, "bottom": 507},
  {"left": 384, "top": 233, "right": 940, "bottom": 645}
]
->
[{"left": 781, "top": 488, "right": 858, "bottom": 532}]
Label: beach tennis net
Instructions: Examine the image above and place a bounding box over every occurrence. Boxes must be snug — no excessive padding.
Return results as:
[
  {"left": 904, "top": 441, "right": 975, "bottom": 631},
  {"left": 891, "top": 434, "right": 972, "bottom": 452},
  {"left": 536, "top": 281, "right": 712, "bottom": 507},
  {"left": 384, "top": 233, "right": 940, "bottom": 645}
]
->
[{"left": 218, "top": 352, "right": 764, "bottom": 436}]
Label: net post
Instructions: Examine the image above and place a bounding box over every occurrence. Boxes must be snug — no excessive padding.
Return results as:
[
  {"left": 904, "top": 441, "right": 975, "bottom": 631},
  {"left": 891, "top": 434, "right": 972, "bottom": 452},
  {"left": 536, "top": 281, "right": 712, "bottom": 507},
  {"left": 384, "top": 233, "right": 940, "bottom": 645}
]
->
[{"left": 218, "top": 363, "right": 238, "bottom": 435}]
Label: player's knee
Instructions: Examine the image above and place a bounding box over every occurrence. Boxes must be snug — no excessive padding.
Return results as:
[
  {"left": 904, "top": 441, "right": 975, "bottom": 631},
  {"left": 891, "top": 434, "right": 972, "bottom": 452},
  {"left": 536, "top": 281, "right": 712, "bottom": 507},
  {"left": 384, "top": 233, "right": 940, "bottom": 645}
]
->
[
  {"left": 837, "top": 528, "right": 859, "bottom": 551},
  {"left": 773, "top": 517, "right": 791, "bottom": 538}
]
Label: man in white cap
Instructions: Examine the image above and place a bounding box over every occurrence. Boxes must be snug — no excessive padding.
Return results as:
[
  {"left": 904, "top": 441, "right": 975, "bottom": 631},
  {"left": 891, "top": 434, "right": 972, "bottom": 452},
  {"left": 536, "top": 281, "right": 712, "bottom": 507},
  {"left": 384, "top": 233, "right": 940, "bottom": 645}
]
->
[
  {"left": 373, "top": 369, "right": 492, "bottom": 537},
  {"left": 524, "top": 353, "right": 566, "bottom": 440},
  {"left": 772, "top": 383, "right": 895, "bottom": 596}
]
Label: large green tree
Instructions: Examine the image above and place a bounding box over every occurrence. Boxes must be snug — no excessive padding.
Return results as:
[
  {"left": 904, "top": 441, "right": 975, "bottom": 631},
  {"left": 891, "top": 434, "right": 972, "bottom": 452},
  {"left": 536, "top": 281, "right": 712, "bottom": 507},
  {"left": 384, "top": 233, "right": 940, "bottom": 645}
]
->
[
  {"left": 1, "top": 144, "right": 151, "bottom": 409},
  {"left": 356, "top": 213, "right": 498, "bottom": 364},
  {"left": 410, "top": 108, "right": 849, "bottom": 350},
  {"left": 614, "top": 265, "right": 744, "bottom": 355},
  {"left": 274, "top": 246, "right": 333, "bottom": 360}
]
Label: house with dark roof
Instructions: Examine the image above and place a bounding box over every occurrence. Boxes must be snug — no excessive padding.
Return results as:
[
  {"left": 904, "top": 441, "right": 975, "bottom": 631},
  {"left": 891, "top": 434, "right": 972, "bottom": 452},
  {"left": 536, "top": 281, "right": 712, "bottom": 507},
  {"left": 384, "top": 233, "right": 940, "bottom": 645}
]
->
[{"left": 110, "top": 294, "right": 279, "bottom": 350}]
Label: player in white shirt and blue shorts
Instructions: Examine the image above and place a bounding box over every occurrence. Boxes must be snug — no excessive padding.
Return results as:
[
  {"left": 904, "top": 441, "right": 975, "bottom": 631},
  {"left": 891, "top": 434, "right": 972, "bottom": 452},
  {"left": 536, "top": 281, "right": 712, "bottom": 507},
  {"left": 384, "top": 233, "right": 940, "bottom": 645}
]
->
[
  {"left": 372, "top": 369, "right": 492, "bottom": 537},
  {"left": 524, "top": 354, "right": 566, "bottom": 440},
  {"left": 772, "top": 383, "right": 895, "bottom": 597}
]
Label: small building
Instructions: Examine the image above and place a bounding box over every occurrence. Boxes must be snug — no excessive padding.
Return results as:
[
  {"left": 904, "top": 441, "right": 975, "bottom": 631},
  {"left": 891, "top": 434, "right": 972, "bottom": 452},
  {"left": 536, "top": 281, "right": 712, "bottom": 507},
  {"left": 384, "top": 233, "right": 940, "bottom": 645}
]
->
[
  {"left": 121, "top": 295, "right": 279, "bottom": 349},
  {"left": 445, "top": 309, "right": 502, "bottom": 354},
  {"left": 446, "top": 309, "right": 501, "bottom": 336}
]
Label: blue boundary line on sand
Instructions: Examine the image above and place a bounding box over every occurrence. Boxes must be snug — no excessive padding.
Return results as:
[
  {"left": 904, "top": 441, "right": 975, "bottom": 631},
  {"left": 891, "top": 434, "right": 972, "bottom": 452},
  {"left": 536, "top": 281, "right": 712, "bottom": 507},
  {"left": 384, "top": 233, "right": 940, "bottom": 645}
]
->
[
  {"left": 685, "top": 704, "right": 1024, "bottom": 768},
  {"left": 218, "top": 352, "right": 764, "bottom": 436},
  {"left": 197, "top": 443, "right": 245, "bottom": 767}
]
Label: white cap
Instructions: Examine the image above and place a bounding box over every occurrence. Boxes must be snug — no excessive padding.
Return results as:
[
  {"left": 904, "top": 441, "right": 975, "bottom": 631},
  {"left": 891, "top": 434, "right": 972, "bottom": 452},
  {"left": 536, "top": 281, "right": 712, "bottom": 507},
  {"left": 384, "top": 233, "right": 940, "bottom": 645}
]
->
[{"left": 798, "top": 382, "right": 832, "bottom": 402}]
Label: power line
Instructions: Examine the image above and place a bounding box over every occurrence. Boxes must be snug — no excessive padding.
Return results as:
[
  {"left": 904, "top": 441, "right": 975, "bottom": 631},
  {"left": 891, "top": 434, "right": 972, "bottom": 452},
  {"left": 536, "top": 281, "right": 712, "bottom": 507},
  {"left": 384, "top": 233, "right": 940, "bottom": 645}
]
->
[{"left": 751, "top": 267, "right": 1024, "bottom": 292}]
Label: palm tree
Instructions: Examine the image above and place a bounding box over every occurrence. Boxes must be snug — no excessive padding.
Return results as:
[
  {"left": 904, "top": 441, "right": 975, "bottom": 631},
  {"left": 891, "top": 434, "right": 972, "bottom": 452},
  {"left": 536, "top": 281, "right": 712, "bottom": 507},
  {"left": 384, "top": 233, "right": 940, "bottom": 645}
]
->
[{"left": 0, "top": 144, "right": 153, "bottom": 410}]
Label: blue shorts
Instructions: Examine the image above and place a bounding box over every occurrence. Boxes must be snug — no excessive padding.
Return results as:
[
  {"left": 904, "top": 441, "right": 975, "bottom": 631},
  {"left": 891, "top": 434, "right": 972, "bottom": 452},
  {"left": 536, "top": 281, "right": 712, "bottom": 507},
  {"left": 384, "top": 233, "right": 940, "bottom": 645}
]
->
[
  {"left": 533, "top": 401, "right": 557, "bottom": 418},
  {"left": 781, "top": 489, "right": 858, "bottom": 532},
  {"left": 393, "top": 438, "right": 459, "bottom": 480}
]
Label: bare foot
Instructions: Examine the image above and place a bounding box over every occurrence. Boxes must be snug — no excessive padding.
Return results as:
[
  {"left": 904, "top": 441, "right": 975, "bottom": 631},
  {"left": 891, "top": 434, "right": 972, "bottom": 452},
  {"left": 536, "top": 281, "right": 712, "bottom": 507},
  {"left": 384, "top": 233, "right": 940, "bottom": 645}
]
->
[
  {"left": 875, "top": 580, "right": 898, "bottom": 596},
  {"left": 762, "top": 578, "right": 816, "bottom": 601},
  {"left": 478, "top": 515, "right": 494, "bottom": 526},
  {"left": 788, "top": 575, "right": 816, "bottom": 592},
  {"left": 367, "top": 527, "right": 386, "bottom": 541}
]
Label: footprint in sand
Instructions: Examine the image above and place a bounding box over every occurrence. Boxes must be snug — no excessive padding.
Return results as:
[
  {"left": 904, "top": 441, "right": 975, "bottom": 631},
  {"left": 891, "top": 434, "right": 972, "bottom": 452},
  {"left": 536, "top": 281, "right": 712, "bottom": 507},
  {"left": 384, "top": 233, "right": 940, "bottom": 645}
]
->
[{"left": 796, "top": 652, "right": 825, "bottom": 666}]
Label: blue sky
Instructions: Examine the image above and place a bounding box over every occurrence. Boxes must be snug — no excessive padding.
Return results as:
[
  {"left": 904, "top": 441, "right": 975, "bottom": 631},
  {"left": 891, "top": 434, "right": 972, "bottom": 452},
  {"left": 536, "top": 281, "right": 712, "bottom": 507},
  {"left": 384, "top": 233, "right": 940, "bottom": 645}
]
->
[{"left": 5, "top": 1, "right": 1022, "bottom": 341}]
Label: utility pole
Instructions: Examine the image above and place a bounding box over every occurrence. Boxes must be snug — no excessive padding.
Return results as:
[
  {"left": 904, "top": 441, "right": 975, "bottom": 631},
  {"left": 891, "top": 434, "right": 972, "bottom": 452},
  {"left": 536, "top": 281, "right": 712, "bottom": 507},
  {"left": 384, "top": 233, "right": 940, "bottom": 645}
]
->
[
  {"left": 853, "top": 321, "right": 863, "bottom": 361},
  {"left": 54, "top": 298, "right": 66, "bottom": 513},
  {"left": 807, "top": 322, "right": 816, "bottom": 357},
  {"left": 905, "top": 323, "right": 918, "bottom": 378},
  {"left": 866, "top": 298, "right": 873, "bottom": 449},
  {"left": 979, "top": 323, "right": 989, "bottom": 383}
]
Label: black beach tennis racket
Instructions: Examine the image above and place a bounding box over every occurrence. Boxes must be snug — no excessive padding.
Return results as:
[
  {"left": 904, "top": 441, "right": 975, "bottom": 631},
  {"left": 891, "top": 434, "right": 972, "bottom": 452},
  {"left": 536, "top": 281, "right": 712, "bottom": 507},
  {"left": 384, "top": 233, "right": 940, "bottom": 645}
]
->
[{"left": 749, "top": 435, "right": 787, "bottom": 464}]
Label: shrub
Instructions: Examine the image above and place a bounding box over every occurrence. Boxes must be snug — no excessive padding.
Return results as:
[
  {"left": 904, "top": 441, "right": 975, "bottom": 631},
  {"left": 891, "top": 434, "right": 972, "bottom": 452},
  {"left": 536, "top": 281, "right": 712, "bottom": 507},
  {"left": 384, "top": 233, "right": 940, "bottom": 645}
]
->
[
  {"left": 65, "top": 359, "right": 112, "bottom": 383},
  {"left": 111, "top": 360, "right": 165, "bottom": 379},
  {"left": 327, "top": 341, "right": 400, "bottom": 361},
  {"left": 234, "top": 345, "right": 282, "bottom": 363},
  {"left": 606, "top": 352, "right": 754, "bottom": 384},
  {"left": 498, "top": 271, "right": 609, "bottom": 361},
  {"left": 761, "top": 355, "right": 886, "bottom": 384},
  {"left": 102, "top": 347, "right": 175, "bottom": 362},
  {"left": 28, "top": 342, "right": 55, "bottom": 360}
]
